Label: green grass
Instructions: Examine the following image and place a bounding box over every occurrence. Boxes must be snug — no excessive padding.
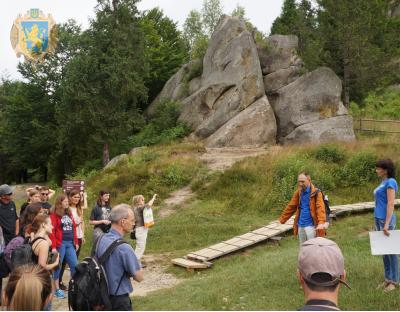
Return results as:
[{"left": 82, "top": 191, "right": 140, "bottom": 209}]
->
[
  {"left": 135, "top": 212, "right": 400, "bottom": 311},
  {"left": 63, "top": 139, "right": 400, "bottom": 309}
]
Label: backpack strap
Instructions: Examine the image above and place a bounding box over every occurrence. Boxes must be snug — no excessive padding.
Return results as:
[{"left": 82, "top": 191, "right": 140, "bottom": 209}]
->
[{"left": 98, "top": 238, "right": 127, "bottom": 265}]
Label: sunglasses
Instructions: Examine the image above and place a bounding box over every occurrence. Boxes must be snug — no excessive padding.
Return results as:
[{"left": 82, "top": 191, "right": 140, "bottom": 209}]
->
[{"left": 41, "top": 193, "right": 49, "bottom": 196}]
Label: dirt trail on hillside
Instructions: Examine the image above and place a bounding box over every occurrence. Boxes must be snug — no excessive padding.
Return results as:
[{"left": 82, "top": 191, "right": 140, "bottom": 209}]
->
[
  {"left": 158, "top": 146, "right": 280, "bottom": 218},
  {"left": 199, "top": 146, "right": 275, "bottom": 171}
]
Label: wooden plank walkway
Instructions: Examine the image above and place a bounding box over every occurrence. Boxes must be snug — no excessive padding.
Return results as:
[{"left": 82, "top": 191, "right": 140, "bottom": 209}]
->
[{"left": 172, "top": 200, "right": 400, "bottom": 269}]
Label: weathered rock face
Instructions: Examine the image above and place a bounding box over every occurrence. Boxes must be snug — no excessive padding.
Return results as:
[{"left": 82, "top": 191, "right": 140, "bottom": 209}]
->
[
  {"left": 178, "top": 15, "right": 268, "bottom": 141},
  {"left": 104, "top": 154, "right": 128, "bottom": 169},
  {"left": 258, "top": 35, "right": 303, "bottom": 75},
  {"left": 281, "top": 116, "right": 356, "bottom": 145},
  {"left": 269, "top": 67, "right": 355, "bottom": 143},
  {"left": 263, "top": 67, "right": 302, "bottom": 94},
  {"left": 146, "top": 59, "right": 202, "bottom": 116},
  {"left": 148, "top": 17, "right": 355, "bottom": 149},
  {"left": 206, "top": 95, "right": 277, "bottom": 147}
]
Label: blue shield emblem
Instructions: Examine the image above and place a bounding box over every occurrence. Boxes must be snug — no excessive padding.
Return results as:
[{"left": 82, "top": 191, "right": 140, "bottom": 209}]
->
[{"left": 20, "top": 21, "right": 49, "bottom": 55}]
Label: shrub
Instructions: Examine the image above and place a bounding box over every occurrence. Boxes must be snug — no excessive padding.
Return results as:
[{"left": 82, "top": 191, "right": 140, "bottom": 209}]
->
[
  {"left": 340, "top": 152, "right": 378, "bottom": 186},
  {"left": 313, "top": 145, "right": 347, "bottom": 163},
  {"left": 265, "top": 154, "right": 314, "bottom": 208},
  {"left": 130, "top": 99, "right": 191, "bottom": 147},
  {"left": 187, "top": 59, "right": 203, "bottom": 82}
]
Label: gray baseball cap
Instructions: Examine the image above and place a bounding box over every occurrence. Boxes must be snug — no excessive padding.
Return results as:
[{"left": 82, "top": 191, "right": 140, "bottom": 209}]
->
[
  {"left": 0, "top": 184, "right": 13, "bottom": 196},
  {"left": 298, "top": 237, "right": 350, "bottom": 289}
]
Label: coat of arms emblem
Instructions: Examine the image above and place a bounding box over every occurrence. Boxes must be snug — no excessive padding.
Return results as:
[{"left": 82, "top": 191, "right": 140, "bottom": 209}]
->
[{"left": 10, "top": 9, "right": 57, "bottom": 62}]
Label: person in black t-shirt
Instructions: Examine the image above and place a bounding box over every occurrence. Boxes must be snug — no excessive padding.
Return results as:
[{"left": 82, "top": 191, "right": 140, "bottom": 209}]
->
[
  {"left": 0, "top": 184, "right": 19, "bottom": 245},
  {"left": 39, "top": 186, "right": 55, "bottom": 211},
  {"left": 89, "top": 190, "right": 112, "bottom": 243}
]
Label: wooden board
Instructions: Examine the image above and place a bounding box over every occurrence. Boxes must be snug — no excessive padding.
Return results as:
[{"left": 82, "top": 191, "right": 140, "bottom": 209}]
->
[
  {"left": 251, "top": 227, "right": 282, "bottom": 237},
  {"left": 191, "top": 248, "right": 224, "bottom": 259},
  {"left": 172, "top": 200, "right": 400, "bottom": 269},
  {"left": 172, "top": 258, "right": 210, "bottom": 269},
  {"left": 237, "top": 232, "right": 269, "bottom": 242},
  {"left": 208, "top": 243, "right": 239, "bottom": 253},
  {"left": 186, "top": 253, "right": 209, "bottom": 262}
]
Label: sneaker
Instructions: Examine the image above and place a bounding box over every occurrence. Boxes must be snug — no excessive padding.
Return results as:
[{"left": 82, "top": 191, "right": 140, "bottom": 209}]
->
[
  {"left": 54, "top": 289, "right": 65, "bottom": 299},
  {"left": 384, "top": 283, "right": 396, "bottom": 293},
  {"left": 59, "top": 282, "right": 68, "bottom": 291},
  {"left": 377, "top": 281, "right": 390, "bottom": 289}
]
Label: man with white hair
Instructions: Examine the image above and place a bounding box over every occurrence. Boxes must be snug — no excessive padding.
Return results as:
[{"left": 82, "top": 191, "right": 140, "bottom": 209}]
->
[
  {"left": 96, "top": 204, "right": 144, "bottom": 310},
  {"left": 297, "top": 237, "right": 350, "bottom": 311}
]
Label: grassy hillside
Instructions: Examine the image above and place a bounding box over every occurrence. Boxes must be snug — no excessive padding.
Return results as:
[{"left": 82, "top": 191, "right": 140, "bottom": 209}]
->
[{"left": 74, "top": 137, "right": 400, "bottom": 310}]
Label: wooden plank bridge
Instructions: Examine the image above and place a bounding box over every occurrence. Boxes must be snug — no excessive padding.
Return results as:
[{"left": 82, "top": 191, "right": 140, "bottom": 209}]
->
[{"left": 172, "top": 200, "right": 400, "bottom": 270}]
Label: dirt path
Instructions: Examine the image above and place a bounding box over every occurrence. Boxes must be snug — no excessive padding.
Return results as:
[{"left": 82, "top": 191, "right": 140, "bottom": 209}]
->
[
  {"left": 157, "top": 146, "right": 278, "bottom": 218},
  {"left": 199, "top": 146, "right": 275, "bottom": 171}
]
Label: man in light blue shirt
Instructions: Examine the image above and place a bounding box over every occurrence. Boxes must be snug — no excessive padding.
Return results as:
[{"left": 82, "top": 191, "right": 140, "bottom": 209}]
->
[{"left": 96, "top": 204, "right": 144, "bottom": 310}]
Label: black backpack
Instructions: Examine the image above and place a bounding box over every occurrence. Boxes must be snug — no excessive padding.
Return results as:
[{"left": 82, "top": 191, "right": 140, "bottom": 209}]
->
[
  {"left": 314, "top": 188, "right": 331, "bottom": 225},
  {"left": 68, "top": 237, "right": 128, "bottom": 311},
  {"left": 11, "top": 237, "right": 45, "bottom": 270}
]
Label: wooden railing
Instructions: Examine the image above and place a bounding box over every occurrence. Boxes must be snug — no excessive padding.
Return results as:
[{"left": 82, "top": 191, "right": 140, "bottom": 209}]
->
[{"left": 354, "top": 118, "right": 400, "bottom": 134}]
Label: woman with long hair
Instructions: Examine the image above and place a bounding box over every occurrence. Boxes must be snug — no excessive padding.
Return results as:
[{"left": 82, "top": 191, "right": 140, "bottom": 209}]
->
[
  {"left": 132, "top": 194, "right": 157, "bottom": 262},
  {"left": 26, "top": 213, "right": 60, "bottom": 271},
  {"left": 58, "top": 189, "right": 84, "bottom": 291},
  {"left": 49, "top": 195, "right": 78, "bottom": 299},
  {"left": 374, "top": 159, "right": 399, "bottom": 292},
  {"left": 4, "top": 264, "right": 53, "bottom": 311},
  {"left": 89, "top": 190, "right": 112, "bottom": 243},
  {"left": 19, "top": 202, "right": 45, "bottom": 238}
]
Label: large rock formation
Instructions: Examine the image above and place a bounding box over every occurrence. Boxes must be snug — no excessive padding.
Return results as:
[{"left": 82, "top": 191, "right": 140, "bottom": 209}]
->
[
  {"left": 206, "top": 95, "right": 276, "bottom": 147},
  {"left": 269, "top": 67, "right": 355, "bottom": 143},
  {"left": 148, "top": 16, "right": 355, "bottom": 147},
  {"left": 178, "top": 15, "right": 277, "bottom": 144},
  {"left": 146, "top": 60, "right": 201, "bottom": 116}
]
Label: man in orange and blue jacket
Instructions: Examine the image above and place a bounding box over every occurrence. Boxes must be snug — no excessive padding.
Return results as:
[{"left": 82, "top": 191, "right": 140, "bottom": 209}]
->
[{"left": 279, "top": 172, "right": 326, "bottom": 245}]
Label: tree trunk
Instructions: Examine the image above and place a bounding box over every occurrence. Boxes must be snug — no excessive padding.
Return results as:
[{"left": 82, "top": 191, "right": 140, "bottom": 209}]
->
[
  {"left": 343, "top": 58, "right": 350, "bottom": 109},
  {"left": 43, "top": 166, "right": 48, "bottom": 182},
  {"left": 103, "top": 142, "right": 110, "bottom": 167}
]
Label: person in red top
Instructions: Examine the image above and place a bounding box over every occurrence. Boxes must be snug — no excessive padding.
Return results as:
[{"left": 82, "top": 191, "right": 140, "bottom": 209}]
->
[{"left": 49, "top": 195, "right": 79, "bottom": 299}]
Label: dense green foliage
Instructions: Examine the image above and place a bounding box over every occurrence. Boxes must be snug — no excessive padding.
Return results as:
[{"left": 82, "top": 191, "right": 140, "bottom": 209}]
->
[
  {"left": 271, "top": 0, "right": 400, "bottom": 107},
  {"left": 350, "top": 88, "right": 400, "bottom": 119},
  {"left": 129, "top": 99, "right": 191, "bottom": 147},
  {"left": 0, "top": 1, "right": 188, "bottom": 184}
]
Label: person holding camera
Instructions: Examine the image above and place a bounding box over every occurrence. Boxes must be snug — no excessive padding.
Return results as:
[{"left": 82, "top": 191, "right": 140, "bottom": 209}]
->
[{"left": 131, "top": 194, "right": 157, "bottom": 262}]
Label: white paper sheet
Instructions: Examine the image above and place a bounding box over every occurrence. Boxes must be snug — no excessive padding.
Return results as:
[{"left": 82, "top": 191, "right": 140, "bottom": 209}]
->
[{"left": 369, "top": 230, "right": 400, "bottom": 255}]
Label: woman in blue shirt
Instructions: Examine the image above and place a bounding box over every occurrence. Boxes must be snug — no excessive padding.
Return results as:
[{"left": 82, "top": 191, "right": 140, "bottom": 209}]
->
[{"left": 374, "top": 159, "right": 398, "bottom": 292}]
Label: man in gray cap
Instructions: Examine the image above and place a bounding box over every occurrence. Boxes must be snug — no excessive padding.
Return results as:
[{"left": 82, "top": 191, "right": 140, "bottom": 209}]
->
[
  {"left": 0, "top": 184, "right": 19, "bottom": 244},
  {"left": 297, "top": 237, "right": 350, "bottom": 311}
]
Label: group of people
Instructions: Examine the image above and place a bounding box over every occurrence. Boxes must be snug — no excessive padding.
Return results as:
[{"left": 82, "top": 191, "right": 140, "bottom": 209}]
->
[
  {"left": 0, "top": 183, "right": 157, "bottom": 310},
  {"left": 280, "top": 158, "right": 398, "bottom": 310},
  {"left": 0, "top": 157, "right": 397, "bottom": 310}
]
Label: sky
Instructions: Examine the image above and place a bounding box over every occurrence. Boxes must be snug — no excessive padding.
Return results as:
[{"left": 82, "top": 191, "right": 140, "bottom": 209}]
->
[{"left": 1, "top": 0, "right": 284, "bottom": 80}]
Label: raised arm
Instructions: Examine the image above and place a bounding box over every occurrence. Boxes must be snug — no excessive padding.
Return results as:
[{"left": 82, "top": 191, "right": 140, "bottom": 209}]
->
[{"left": 147, "top": 194, "right": 157, "bottom": 207}]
